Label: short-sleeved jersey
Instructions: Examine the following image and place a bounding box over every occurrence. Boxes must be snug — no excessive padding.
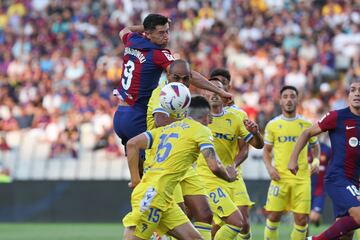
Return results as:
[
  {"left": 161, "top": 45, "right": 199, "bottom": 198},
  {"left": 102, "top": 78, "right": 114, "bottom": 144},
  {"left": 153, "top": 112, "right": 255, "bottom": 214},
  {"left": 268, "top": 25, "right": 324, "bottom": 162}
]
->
[
  {"left": 146, "top": 83, "right": 167, "bottom": 131},
  {"left": 142, "top": 118, "right": 214, "bottom": 210},
  {"left": 117, "top": 33, "right": 175, "bottom": 107},
  {"left": 264, "top": 114, "right": 318, "bottom": 181},
  {"left": 318, "top": 107, "right": 360, "bottom": 185},
  {"left": 225, "top": 105, "right": 248, "bottom": 121},
  {"left": 309, "top": 142, "right": 331, "bottom": 196},
  {"left": 197, "top": 110, "right": 253, "bottom": 184},
  {"left": 146, "top": 81, "right": 185, "bottom": 131},
  {"left": 225, "top": 105, "right": 249, "bottom": 177}
]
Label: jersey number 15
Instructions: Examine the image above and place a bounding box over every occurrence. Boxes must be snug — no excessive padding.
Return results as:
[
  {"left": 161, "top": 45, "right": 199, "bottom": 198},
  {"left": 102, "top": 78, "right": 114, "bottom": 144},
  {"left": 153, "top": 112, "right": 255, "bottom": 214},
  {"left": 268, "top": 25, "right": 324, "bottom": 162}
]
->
[{"left": 155, "top": 133, "right": 179, "bottom": 162}]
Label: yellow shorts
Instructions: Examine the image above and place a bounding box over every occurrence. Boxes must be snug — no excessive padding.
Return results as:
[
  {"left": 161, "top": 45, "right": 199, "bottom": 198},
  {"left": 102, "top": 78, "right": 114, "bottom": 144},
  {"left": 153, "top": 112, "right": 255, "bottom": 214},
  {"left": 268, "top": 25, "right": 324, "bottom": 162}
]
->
[
  {"left": 205, "top": 183, "right": 237, "bottom": 219},
  {"left": 173, "top": 184, "right": 184, "bottom": 204},
  {"left": 174, "top": 167, "right": 206, "bottom": 204},
  {"left": 264, "top": 180, "right": 311, "bottom": 214},
  {"left": 180, "top": 167, "right": 206, "bottom": 196},
  {"left": 231, "top": 178, "right": 254, "bottom": 207},
  {"left": 123, "top": 184, "right": 189, "bottom": 239},
  {"left": 133, "top": 201, "right": 189, "bottom": 239}
]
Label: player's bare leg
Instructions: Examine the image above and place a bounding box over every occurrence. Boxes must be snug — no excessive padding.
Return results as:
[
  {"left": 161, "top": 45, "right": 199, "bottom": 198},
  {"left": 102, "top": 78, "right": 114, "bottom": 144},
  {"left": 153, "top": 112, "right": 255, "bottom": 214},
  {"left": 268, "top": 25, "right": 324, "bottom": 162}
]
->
[
  {"left": 183, "top": 195, "right": 212, "bottom": 239},
  {"left": 167, "top": 222, "right": 203, "bottom": 240},
  {"left": 212, "top": 206, "right": 251, "bottom": 239},
  {"left": 238, "top": 206, "right": 250, "bottom": 235},
  {"left": 309, "top": 210, "right": 321, "bottom": 227},
  {"left": 264, "top": 211, "right": 282, "bottom": 240},
  {"left": 123, "top": 226, "right": 135, "bottom": 240},
  {"left": 214, "top": 209, "right": 246, "bottom": 240},
  {"left": 184, "top": 195, "right": 213, "bottom": 223}
]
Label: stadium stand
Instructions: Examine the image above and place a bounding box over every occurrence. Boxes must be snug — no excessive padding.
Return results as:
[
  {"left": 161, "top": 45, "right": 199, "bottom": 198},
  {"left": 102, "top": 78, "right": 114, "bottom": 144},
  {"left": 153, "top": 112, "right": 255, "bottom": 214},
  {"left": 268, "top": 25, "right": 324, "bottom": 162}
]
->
[{"left": 0, "top": 0, "right": 359, "bottom": 180}]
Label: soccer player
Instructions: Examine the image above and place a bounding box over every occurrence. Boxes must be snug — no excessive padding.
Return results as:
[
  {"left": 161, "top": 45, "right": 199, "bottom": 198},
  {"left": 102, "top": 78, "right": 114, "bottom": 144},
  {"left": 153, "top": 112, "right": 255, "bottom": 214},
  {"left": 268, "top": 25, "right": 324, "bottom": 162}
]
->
[
  {"left": 113, "top": 13, "right": 231, "bottom": 161},
  {"left": 209, "top": 68, "right": 255, "bottom": 239},
  {"left": 145, "top": 59, "right": 214, "bottom": 239},
  {"left": 263, "top": 85, "right": 320, "bottom": 240},
  {"left": 309, "top": 141, "right": 331, "bottom": 227},
  {"left": 123, "top": 96, "right": 237, "bottom": 240},
  {"left": 197, "top": 79, "right": 264, "bottom": 240},
  {"left": 288, "top": 80, "right": 360, "bottom": 240}
]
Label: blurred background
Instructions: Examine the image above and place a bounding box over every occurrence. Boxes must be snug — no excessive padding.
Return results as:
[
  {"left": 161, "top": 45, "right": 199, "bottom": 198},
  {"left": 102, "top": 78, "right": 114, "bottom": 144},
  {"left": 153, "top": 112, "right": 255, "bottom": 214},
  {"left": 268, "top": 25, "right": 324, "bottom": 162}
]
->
[{"left": 0, "top": 0, "right": 359, "bottom": 229}]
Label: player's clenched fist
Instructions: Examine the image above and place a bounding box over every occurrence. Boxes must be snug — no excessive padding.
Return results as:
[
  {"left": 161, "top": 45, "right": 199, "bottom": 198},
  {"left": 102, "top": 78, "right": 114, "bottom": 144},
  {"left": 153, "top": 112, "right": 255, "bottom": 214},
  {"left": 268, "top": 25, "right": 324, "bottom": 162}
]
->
[{"left": 243, "top": 119, "right": 259, "bottom": 134}]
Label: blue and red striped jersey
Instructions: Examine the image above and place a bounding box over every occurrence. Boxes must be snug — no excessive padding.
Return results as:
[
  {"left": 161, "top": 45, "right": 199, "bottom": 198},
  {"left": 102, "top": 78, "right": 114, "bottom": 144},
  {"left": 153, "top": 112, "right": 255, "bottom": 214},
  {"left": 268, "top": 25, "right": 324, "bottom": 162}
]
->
[
  {"left": 318, "top": 107, "right": 360, "bottom": 185},
  {"left": 117, "top": 32, "right": 174, "bottom": 107},
  {"left": 309, "top": 142, "right": 331, "bottom": 196}
]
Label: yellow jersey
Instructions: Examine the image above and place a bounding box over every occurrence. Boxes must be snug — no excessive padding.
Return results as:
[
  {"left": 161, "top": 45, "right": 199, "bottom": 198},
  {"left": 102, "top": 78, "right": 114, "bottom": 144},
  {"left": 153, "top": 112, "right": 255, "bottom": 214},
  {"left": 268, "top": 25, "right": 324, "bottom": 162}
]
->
[
  {"left": 147, "top": 83, "right": 166, "bottom": 131},
  {"left": 264, "top": 114, "right": 318, "bottom": 181},
  {"left": 197, "top": 110, "right": 253, "bottom": 185},
  {"left": 142, "top": 118, "right": 214, "bottom": 210},
  {"left": 145, "top": 84, "right": 186, "bottom": 169},
  {"left": 225, "top": 105, "right": 249, "bottom": 177}
]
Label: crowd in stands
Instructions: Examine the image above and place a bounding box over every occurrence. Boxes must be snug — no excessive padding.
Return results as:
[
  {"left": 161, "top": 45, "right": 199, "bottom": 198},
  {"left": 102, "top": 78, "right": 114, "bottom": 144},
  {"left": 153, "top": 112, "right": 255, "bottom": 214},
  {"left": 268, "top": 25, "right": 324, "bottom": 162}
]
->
[{"left": 0, "top": 0, "right": 359, "bottom": 160}]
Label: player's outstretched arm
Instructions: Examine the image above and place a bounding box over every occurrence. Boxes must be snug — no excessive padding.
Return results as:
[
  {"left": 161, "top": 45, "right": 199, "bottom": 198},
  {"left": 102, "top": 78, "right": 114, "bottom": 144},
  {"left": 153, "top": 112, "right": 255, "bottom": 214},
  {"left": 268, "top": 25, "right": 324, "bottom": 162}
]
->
[
  {"left": 126, "top": 133, "right": 149, "bottom": 188},
  {"left": 190, "top": 70, "right": 232, "bottom": 99},
  {"left": 288, "top": 123, "right": 323, "bottom": 175},
  {"left": 119, "top": 25, "right": 145, "bottom": 42},
  {"left": 201, "top": 147, "right": 237, "bottom": 182}
]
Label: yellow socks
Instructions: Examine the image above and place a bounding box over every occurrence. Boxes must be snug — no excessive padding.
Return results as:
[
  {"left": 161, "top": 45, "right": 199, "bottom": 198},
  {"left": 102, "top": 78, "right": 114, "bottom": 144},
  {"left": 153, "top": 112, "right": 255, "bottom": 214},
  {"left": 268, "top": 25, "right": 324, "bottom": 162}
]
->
[
  {"left": 214, "top": 224, "right": 242, "bottom": 240},
  {"left": 264, "top": 219, "right": 279, "bottom": 240},
  {"left": 194, "top": 222, "right": 212, "bottom": 240},
  {"left": 290, "top": 223, "right": 307, "bottom": 240}
]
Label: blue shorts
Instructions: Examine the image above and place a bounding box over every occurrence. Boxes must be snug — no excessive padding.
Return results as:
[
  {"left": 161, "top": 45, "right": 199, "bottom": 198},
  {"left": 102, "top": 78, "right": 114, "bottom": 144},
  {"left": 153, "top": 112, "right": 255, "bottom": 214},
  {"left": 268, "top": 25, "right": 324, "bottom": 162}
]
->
[
  {"left": 325, "top": 179, "right": 360, "bottom": 218},
  {"left": 311, "top": 195, "right": 325, "bottom": 213},
  {"left": 113, "top": 105, "right": 147, "bottom": 159}
]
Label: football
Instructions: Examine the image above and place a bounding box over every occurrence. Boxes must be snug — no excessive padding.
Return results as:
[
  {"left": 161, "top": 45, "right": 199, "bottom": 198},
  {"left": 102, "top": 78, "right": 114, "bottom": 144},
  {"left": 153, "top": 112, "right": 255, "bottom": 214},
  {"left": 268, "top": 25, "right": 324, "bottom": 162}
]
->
[{"left": 159, "top": 82, "right": 191, "bottom": 114}]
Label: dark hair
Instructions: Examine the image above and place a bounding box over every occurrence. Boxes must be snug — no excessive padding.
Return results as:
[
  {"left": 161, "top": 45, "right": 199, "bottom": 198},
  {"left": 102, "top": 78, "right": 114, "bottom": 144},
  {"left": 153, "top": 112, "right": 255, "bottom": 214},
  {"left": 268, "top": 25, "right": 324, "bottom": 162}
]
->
[
  {"left": 188, "top": 96, "right": 210, "bottom": 119},
  {"left": 143, "top": 14, "right": 169, "bottom": 31},
  {"left": 169, "top": 59, "right": 190, "bottom": 74},
  {"left": 280, "top": 85, "right": 298, "bottom": 96},
  {"left": 210, "top": 68, "right": 231, "bottom": 83},
  {"left": 189, "top": 96, "right": 210, "bottom": 109}
]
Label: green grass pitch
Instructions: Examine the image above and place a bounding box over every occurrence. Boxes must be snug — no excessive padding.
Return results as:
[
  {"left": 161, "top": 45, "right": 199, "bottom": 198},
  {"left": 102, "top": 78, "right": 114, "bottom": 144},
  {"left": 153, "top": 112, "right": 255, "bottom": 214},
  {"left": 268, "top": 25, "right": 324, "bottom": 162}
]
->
[{"left": 0, "top": 223, "right": 348, "bottom": 240}]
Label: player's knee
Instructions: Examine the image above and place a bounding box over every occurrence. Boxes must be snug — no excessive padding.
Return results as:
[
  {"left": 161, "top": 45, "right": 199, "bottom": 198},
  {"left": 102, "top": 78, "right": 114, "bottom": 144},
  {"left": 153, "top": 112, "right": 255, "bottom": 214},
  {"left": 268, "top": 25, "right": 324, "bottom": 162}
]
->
[
  {"left": 195, "top": 207, "right": 213, "bottom": 223},
  {"left": 187, "top": 230, "right": 203, "bottom": 240},
  {"left": 241, "top": 218, "right": 250, "bottom": 233},
  {"left": 339, "top": 231, "right": 354, "bottom": 240},
  {"left": 349, "top": 207, "right": 360, "bottom": 225},
  {"left": 268, "top": 212, "right": 282, "bottom": 222}
]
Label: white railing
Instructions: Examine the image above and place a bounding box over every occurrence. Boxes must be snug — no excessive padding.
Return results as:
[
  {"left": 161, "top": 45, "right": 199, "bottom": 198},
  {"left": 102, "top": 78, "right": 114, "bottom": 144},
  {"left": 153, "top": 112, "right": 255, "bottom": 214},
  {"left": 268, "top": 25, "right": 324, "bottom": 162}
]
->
[{"left": 0, "top": 129, "right": 269, "bottom": 180}]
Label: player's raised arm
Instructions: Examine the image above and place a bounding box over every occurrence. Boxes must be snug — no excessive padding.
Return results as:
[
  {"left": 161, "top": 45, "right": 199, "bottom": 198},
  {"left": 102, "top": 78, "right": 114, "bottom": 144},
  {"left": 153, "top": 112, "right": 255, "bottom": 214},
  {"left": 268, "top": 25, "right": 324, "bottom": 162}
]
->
[
  {"left": 126, "top": 133, "right": 150, "bottom": 188},
  {"left": 201, "top": 147, "right": 237, "bottom": 182},
  {"left": 119, "top": 25, "right": 144, "bottom": 42},
  {"left": 288, "top": 123, "right": 323, "bottom": 175},
  {"left": 243, "top": 119, "right": 264, "bottom": 149},
  {"left": 171, "top": 68, "right": 232, "bottom": 100}
]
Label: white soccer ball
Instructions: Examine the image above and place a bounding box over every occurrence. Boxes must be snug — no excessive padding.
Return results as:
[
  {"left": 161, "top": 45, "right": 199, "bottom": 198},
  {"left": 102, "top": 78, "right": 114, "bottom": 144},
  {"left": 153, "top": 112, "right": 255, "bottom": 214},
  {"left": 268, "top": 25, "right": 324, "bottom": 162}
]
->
[{"left": 159, "top": 82, "right": 191, "bottom": 114}]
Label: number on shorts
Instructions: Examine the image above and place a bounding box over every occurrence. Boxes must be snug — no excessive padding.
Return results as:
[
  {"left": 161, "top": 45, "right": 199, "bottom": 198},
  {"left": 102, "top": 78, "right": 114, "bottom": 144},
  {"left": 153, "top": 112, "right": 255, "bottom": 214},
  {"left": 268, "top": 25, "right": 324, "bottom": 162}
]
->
[
  {"left": 147, "top": 207, "right": 160, "bottom": 223},
  {"left": 121, "top": 60, "right": 135, "bottom": 90},
  {"left": 346, "top": 185, "right": 360, "bottom": 196},
  {"left": 209, "top": 187, "right": 226, "bottom": 204},
  {"left": 269, "top": 185, "right": 280, "bottom": 197}
]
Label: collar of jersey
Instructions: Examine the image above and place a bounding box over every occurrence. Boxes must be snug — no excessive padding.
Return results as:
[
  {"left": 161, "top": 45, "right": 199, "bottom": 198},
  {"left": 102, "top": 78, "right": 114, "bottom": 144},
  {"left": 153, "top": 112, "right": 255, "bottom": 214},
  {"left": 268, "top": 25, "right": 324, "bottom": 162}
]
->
[
  {"left": 211, "top": 110, "right": 225, "bottom": 117},
  {"left": 280, "top": 114, "right": 299, "bottom": 121}
]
